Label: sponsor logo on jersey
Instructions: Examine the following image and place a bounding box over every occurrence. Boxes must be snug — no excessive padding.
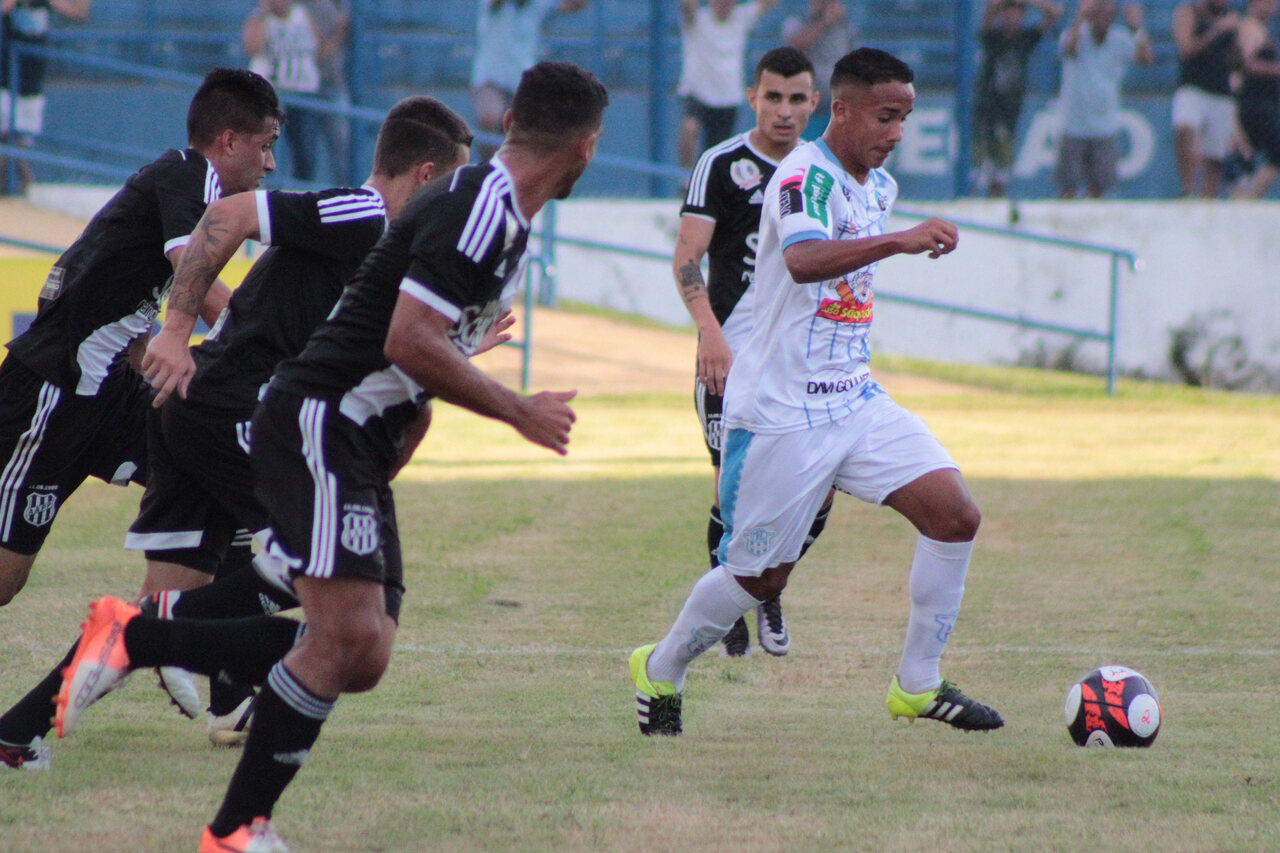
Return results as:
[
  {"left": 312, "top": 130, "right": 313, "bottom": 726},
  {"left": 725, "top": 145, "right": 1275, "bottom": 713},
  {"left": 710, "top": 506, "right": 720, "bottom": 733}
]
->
[
  {"left": 803, "top": 167, "right": 835, "bottom": 227},
  {"left": 779, "top": 170, "right": 805, "bottom": 218},
  {"left": 22, "top": 489, "right": 57, "bottom": 527},
  {"left": 805, "top": 371, "right": 867, "bottom": 396},
  {"left": 340, "top": 504, "right": 379, "bottom": 556},
  {"left": 875, "top": 190, "right": 888, "bottom": 211},
  {"left": 815, "top": 270, "right": 873, "bottom": 324},
  {"left": 743, "top": 526, "right": 775, "bottom": 556},
  {"left": 729, "top": 158, "right": 763, "bottom": 191}
]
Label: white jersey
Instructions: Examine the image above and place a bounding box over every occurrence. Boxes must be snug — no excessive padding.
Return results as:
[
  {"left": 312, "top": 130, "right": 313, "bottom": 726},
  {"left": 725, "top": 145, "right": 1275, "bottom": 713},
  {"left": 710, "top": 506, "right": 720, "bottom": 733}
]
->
[{"left": 722, "top": 139, "right": 898, "bottom": 434}]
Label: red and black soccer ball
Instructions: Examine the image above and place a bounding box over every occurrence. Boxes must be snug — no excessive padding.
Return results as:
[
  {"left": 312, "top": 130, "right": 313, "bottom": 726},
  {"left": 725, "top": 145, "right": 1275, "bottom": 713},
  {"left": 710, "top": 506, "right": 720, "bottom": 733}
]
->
[{"left": 1065, "top": 665, "right": 1162, "bottom": 748}]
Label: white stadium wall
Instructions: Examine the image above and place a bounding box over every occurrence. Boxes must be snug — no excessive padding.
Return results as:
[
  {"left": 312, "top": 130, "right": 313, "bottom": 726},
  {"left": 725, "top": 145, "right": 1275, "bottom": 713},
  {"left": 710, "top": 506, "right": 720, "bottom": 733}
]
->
[{"left": 549, "top": 199, "right": 1280, "bottom": 388}]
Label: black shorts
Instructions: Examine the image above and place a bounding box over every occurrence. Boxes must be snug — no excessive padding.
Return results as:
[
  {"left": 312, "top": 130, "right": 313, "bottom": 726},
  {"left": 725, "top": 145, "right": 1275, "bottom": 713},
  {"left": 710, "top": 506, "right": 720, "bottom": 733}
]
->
[
  {"left": 126, "top": 398, "right": 265, "bottom": 574},
  {"left": 694, "top": 377, "right": 724, "bottom": 468},
  {"left": 250, "top": 388, "right": 403, "bottom": 621},
  {"left": 682, "top": 96, "right": 738, "bottom": 150},
  {"left": 0, "top": 354, "right": 147, "bottom": 555}
]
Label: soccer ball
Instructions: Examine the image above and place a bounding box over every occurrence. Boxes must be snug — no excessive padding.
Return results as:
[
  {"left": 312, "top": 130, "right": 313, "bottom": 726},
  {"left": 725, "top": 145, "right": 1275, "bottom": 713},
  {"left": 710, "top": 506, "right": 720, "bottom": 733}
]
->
[{"left": 1064, "top": 665, "right": 1162, "bottom": 748}]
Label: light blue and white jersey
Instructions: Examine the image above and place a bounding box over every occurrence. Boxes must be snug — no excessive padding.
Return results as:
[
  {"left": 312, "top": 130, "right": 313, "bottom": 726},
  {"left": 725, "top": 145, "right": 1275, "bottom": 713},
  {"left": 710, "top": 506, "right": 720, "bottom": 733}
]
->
[{"left": 722, "top": 139, "right": 897, "bottom": 434}]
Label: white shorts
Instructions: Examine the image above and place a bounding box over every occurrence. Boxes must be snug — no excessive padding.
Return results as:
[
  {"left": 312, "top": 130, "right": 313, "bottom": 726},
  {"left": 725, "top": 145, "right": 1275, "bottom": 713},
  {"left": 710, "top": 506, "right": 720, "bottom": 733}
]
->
[
  {"left": 1171, "top": 86, "right": 1235, "bottom": 160},
  {"left": 717, "top": 393, "right": 956, "bottom": 576},
  {"left": 0, "top": 90, "right": 44, "bottom": 137}
]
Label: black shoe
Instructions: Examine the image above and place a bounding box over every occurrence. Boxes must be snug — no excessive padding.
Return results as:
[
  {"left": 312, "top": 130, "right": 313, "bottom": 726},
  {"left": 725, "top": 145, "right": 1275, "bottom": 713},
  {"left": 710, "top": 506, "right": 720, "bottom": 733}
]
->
[
  {"left": 718, "top": 617, "right": 750, "bottom": 657},
  {"left": 887, "top": 676, "right": 1005, "bottom": 731},
  {"left": 756, "top": 595, "right": 790, "bottom": 656}
]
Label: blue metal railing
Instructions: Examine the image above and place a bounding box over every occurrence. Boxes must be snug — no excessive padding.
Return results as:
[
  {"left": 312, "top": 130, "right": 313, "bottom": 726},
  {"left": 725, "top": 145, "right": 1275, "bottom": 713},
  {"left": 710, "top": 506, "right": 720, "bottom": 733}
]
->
[{"left": 532, "top": 202, "right": 1139, "bottom": 394}]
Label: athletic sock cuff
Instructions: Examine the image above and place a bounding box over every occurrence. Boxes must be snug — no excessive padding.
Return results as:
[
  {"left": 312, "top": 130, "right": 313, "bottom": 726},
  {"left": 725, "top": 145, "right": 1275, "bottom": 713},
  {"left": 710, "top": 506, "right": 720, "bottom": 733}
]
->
[
  {"left": 717, "top": 565, "right": 763, "bottom": 610},
  {"left": 266, "top": 662, "right": 334, "bottom": 721}
]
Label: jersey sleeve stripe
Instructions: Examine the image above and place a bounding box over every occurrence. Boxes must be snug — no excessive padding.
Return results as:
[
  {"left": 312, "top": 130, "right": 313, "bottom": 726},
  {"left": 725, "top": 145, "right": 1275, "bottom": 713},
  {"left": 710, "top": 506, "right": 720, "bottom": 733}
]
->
[
  {"left": 400, "top": 277, "right": 462, "bottom": 321},
  {"left": 256, "top": 190, "right": 273, "bottom": 246},
  {"left": 204, "top": 162, "right": 221, "bottom": 204},
  {"left": 319, "top": 209, "right": 389, "bottom": 224},
  {"left": 685, "top": 133, "right": 745, "bottom": 208},
  {"left": 781, "top": 230, "right": 828, "bottom": 251},
  {"left": 458, "top": 171, "right": 511, "bottom": 261}
]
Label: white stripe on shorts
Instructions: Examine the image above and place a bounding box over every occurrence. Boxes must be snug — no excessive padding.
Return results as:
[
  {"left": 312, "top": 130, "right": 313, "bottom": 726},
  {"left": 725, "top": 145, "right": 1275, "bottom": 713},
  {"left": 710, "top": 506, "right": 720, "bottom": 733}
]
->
[
  {"left": 298, "top": 398, "right": 338, "bottom": 579},
  {"left": 0, "top": 381, "right": 60, "bottom": 541}
]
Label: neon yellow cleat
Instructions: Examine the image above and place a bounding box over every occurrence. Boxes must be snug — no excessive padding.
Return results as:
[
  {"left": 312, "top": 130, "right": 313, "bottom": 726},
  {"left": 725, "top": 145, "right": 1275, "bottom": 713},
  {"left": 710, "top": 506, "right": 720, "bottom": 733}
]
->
[
  {"left": 887, "top": 675, "right": 1004, "bottom": 731},
  {"left": 629, "top": 644, "right": 681, "bottom": 736}
]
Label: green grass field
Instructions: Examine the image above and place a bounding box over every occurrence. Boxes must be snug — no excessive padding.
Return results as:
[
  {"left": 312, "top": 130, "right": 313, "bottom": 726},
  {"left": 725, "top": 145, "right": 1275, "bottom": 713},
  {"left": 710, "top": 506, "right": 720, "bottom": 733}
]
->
[{"left": 3, "top": 365, "right": 1279, "bottom": 852}]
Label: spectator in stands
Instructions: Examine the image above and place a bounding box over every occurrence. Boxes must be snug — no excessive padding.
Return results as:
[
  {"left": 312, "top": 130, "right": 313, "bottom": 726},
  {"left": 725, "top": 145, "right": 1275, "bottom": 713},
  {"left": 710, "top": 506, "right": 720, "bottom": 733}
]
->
[
  {"left": 471, "top": 0, "right": 589, "bottom": 162},
  {"left": 304, "top": 0, "right": 350, "bottom": 185},
  {"left": 1053, "top": 0, "right": 1154, "bottom": 199},
  {"left": 244, "top": 0, "right": 323, "bottom": 182},
  {"left": 1230, "top": 0, "right": 1280, "bottom": 198},
  {"left": 1171, "top": 0, "right": 1241, "bottom": 198},
  {"left": 0, "top": 0, "right": 92, "bottom": 195},
  {"left": 971, "top": 0, "right": 1064, "bottom": 197},
  {"left": 782, "top": 0, "right": 856, "bottom": 138},
  {"left": 678, "top": 0, "right": 780, "bottom": 170}
]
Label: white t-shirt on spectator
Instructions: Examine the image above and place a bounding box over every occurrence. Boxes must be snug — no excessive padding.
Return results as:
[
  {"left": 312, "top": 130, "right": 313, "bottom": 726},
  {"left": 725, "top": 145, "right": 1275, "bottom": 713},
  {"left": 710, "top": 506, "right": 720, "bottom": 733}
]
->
[{"left": 678, "top": 1, "right": 762, "bottom": 107}]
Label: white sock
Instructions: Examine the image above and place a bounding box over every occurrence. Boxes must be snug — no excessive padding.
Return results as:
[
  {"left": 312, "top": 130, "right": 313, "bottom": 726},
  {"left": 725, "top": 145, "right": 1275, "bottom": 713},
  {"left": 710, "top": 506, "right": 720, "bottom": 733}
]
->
[
  {"left": 648, "top": 565, "right": 761, "bottom": 691},
  {"left": 896, "top": 535, "right": 973, "bottom": 694}
]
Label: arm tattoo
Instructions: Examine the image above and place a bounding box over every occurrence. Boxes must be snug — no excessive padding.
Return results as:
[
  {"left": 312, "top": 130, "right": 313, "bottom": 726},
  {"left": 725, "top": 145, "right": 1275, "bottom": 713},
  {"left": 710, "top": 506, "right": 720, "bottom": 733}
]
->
[
  {"left": 677, "top": 258, "right": 709, "bottom": 306},
  {"left": 169, "top": 205, "right": 238, "bottom": 315}
]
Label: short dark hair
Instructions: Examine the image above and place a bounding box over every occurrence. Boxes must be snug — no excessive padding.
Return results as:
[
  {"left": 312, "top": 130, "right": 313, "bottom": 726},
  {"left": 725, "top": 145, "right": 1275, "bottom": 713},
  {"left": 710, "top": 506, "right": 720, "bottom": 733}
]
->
[
  {"left": 374, "top": 96, "right": 473, "bottom": 177},
  {"left": 187, "top": 67, "right": 283, "bottom": 148},
  {"left": 509, "top": 61, "right": 609, "bottom": 149},
  {"left": 753, "top": 46, "right": 815, "bottom": 86},
  {"left": 830, "top": 47, "right": 914, "bottom": 94}
]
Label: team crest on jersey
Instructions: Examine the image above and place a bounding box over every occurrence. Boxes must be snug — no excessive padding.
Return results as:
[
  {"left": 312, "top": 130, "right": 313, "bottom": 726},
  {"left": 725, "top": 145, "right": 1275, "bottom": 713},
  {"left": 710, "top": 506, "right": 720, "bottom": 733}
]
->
[
  {"left": 22, "top": 490, "right": 57, "bottom": 527},
  {"left": 779, "top": 170, "right": 805, "bottom": 217},
  {"left": 340, "top": 505, "right": 379, "bottom": 556},
  {"left": 744, "top": 526, "right": 775, "bottom": 556},
  {"left": 815, "top": 270, "right": 873, "bottom": 324},
  {"left": 729, "top": 158, "right": 762, "bottom": 191}
]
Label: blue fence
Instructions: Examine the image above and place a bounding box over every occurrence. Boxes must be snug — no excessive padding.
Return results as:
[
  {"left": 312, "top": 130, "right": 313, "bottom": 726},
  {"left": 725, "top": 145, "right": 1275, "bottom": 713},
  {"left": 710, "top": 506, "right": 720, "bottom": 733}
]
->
[{"left": 17, "top": 0, "right": 1247, "bottom": 200}]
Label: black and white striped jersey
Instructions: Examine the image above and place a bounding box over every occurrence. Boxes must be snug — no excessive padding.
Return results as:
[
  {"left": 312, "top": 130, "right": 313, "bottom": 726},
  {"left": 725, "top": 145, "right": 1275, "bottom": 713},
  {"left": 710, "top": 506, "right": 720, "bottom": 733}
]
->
[
  {"left": 5, "top": 148, "right": 220, "bottom": 396},
  {"left": 185, "top": 185, "right": 388, "bottom": 416},
  {"left": 270, "top": 159, "right": 530, "bottom": 464},
  {"left": 680, "top": 132, "right": 779, "bottom": 341}
]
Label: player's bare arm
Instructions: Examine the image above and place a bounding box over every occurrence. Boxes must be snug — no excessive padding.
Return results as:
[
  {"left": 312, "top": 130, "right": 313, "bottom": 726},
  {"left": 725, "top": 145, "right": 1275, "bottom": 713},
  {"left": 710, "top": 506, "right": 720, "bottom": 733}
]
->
[
  {"left": 674, "top": 215, "right": 732, "bottom": 395},
  {"left": 385, "top": 294, "right": 576, "bottom": 455},
  {"left": 144, "top": 192, "right": 261, "bottom": 407},
  {"left": 783, "top": 217, "right": 958, "bottom": 284}
]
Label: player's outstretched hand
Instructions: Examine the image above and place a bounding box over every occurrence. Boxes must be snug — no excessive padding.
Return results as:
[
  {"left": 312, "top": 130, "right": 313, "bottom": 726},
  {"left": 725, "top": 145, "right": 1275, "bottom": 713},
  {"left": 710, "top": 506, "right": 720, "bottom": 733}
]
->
[
  {"left": 475, "top": 310, "right": 516, "bottom": 355},
  {"left": 899, "top": 217, "right": 959, "bottom": 259},
  {"left": 697, "top": 325, "right": 733, "bottom": 396},
  {"left": 514, "top": 389, "right": 578, "bottom": 455},
  {"left": 141, "top": 326, "right": 196, "bottom": 408}
]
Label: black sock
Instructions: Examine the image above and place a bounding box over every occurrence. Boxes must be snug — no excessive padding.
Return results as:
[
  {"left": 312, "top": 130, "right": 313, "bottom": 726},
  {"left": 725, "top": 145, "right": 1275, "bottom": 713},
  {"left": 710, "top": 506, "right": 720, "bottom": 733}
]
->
[
  {"left": 163, "top": 566, "right": 298, "bottom": 620},
  {"left": 124, "top": 615, "right": 302, "bottom": 686},
  {"left": 0, "top": 640, "right": 76, "bottom": 745},
  {"left": 209, "top": 662, "right": 333, "bottom": 837},
  {"left": 706, "top": 505, "right": 724, "bottom": 569},
  {"left": 209, "top": 677, "right": 257, "bottom": 718},
  {"left": 798, "top": 501, "right": 832, "bottom": 559}
]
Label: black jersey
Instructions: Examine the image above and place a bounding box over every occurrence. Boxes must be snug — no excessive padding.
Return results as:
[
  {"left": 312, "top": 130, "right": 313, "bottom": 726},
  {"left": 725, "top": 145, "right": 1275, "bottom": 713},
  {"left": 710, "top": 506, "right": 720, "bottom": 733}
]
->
[
  {"left": 5, "top": 148, "right": 220, "bottom": 396},
  {"left": 185, "top": 186, "right": 388, "bottom": 417},
  {"left": 271, "top": 160, "right": 530, "bottom": 465},
  {"left": 680, "top": 132, "right": 778, "bottom": 329}
]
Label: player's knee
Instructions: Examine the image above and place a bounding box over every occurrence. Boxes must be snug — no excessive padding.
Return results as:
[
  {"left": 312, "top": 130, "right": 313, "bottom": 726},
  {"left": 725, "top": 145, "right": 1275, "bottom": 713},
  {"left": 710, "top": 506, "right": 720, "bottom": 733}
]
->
[
  {"left": 0, "top": 551, "right": 35, "bottom": 606},
  {"left": 343, "top": 619, "right": 395, "bottom": 693},
  {"left": 936, "top": 500, "right": 981, "bottom": 543}
]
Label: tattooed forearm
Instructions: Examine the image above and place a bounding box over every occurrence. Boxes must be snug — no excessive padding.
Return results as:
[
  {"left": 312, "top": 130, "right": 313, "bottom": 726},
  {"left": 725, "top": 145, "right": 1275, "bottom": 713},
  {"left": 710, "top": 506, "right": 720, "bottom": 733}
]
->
[
  {"left": 677, "top": 258, "right": 708, "bottom": 306},
  {"left": 169, "top": 204, "right": 241, "bottom": 316}
]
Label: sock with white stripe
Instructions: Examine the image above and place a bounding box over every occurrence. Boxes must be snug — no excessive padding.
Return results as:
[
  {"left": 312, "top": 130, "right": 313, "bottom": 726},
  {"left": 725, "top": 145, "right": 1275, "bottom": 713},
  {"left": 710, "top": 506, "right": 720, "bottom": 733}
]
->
[
  {"left": 648, "top": 565, "right": 761, "bottom": 691},
  {"left": 896, "top": 535, "right": 973, "bottom": 694},
  {"left": 208, "top": 662, "right": 334, "bottom": 837}
]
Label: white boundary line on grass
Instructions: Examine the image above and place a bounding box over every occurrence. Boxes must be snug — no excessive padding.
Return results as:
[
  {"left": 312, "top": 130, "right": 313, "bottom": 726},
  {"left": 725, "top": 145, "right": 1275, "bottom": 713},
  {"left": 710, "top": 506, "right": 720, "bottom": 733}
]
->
[{"left": 394, "top": 643, "right": 1280, "bottom": 658}]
